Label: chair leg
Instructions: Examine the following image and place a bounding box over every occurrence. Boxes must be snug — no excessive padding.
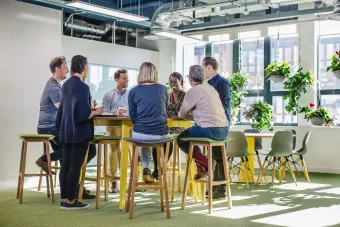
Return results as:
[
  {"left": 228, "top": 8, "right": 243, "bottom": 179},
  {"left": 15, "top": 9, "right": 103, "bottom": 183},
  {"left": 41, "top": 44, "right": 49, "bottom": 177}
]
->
[
  {"left": 45, "top": 142, "right": 55, "bottom": 203},
  {"left": 54, "top": 161, "right": 59, "bottom": 188},
  {"left": 279, "top": 159, "right": 287, "bottom": 183},
  {"left": 181, "top": 143, "right": 194, "bottom": 210},
  {"left": 43, "top": 143, "right": 50, "bottom": 198},
  {"left": 96, "top": 143, "right": 102, "bottom": 209},
  {"left": 221, "top": 144, "right": 232, "bottom": 209},
  {"left": 271, "top": 157, "right": 276, "bottom": 187},
  {"left": 300, "top": 156, "right": 310, "bottom": 183},
  {"left": 17, "top": 141, "right": 25, "bottom": 201},
  {"left": 263, "top": 156, "right": 273, "bottom": 178},
  {"left": 129, "top": 144, "right": 139, "bottom": 219},
  {"left": 207, "top": 145, "right": 213, "bottom": 214},
  {"left": 259, "top": 158, "right": 268, "bottom": 183},
  {"left": 286, "top": 157, "right": 298, "bottom": 186},
  {"left": 177, "top": 146, "right": 181, "bottom": 193},
  {"left": 161, "top": 143, "right": 171, "bottom": 218},
  {"left": 104, "top": 144, "right": 109, "bottom": 202},
  {"left": 171, "top": 142, "right": 177, "bottom": 201},
  {"left": 126, "top": 143, "right": 136, "bottom": 212},
  {"left": 246, "top": 160, "right": 255, "bottom": 185},
  {"left": 256, "top": 158, "right": 271, "bottom": 185},
  {"left": 157, "top": 148, "right": 164, "bottom": 212},
  {"left": 78, "top": 147, "right": 89, "bottom": 201},
  {"left": 38, "top": 169, "right": 43, "bottom": 192},
  {"left": 291, "top": 156, "right": 300, "bottom": 177}
]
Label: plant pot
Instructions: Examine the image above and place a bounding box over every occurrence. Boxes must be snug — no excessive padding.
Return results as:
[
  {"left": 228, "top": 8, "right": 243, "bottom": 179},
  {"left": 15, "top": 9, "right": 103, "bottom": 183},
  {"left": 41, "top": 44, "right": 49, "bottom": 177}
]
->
[
  {"left": 310, "top": 117, "right": 324, "bottom": 126},
  {"left": 333, "top": 70, "right": 340, "bottom": 79},
  {"left": 270, "top": 74, "right": 285, "bottom": 83}
]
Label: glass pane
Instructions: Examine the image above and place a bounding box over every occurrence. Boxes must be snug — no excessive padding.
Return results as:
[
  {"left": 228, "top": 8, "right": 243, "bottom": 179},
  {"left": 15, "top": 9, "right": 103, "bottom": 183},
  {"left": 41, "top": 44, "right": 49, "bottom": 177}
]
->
[
  {"left": 183, "top": 44, "right": 205, "bottom": 90},
  {"left": 241, "top": 38, "right": 264, "bottom": 90},
  {"left": 212, "top": 41, "right": 233, "bottom": 79},
  {"left": 321, "top": 95, "right": 340, "bottom": 124},
  {"left": 240, "top": 96, "right": 264, "bottom": 123},
  {"left": 272, "top": 96, "right": 298, "bottom": 124},
  {"left": 318, "top": 35, "right": 340, "bottom": 90},
  {"left": 270, "top": 34, "right": 299, "bottom": 91},
  {"left": 268, "top": 24, "right": 297, "bottom": 36}
]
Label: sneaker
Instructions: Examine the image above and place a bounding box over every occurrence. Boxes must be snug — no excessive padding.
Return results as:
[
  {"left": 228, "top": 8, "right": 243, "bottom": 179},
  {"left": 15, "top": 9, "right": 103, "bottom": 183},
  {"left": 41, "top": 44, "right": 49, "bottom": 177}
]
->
[
  {"left": 62, "top": 200, "right": 89, "bottom": 210},
  {"left": 60, "top": 201, "right": 67, "bottom": 209}
]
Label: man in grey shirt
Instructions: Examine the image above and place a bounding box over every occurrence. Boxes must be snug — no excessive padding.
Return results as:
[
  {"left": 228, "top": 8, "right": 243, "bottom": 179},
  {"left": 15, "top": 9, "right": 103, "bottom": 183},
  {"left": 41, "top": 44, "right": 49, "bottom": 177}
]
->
[
  {"left": 102, "top": 69, "right": 129, "bottom": 193},
  {"left": 36, "top": 56, "right": 96, "bottom": 199}
]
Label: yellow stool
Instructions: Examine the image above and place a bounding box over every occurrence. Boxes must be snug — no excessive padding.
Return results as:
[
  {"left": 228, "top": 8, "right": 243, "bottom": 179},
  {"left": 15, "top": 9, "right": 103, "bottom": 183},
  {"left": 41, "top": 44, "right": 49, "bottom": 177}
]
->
[
  {"left": 181, "top": 137, "right": 232, "bottom": 214},
  {"left": 17, "top": 134, "right": 55, "bottom": 204},
  {"left": 125, "top": 138, "right": 173, "bottom": 219},
  {"left": 78, "top": 135, "right": 121, "bottom": 209}
]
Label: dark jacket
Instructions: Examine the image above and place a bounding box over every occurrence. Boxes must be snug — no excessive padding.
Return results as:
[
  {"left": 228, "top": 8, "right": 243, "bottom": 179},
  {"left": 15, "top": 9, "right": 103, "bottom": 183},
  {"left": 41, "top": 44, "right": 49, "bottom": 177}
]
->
[
  {"left": 56, "top": 76, "right": 94, "bottom": 143},
  {"left": 207, "top": 74, "right": 231, "bottom": 122}
]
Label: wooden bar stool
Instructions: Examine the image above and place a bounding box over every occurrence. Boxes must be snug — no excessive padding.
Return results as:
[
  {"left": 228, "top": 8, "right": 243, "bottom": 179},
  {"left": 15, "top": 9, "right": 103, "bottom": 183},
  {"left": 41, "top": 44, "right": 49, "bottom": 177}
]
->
[
  {"left": 125, "top": 137, "right": 173, "bottom": 219},
  {"left": 78, "top": 135, "right": 121, "bottom": 209},
  {"left": 17, "top": 134, "right": 55, "bottom": 204},
  {"left": 38, "top": 160, "right": 60, "bottom": 191},
  {"left": 181, "top": 137, "right": 232, "bottom": 214}
]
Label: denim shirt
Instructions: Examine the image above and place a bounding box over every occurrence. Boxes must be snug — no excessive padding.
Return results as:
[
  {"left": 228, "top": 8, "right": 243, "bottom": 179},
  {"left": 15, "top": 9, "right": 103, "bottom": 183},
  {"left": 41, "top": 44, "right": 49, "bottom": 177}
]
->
[{"left": 102, "top": 88, "right": 129, "bottom": 116}]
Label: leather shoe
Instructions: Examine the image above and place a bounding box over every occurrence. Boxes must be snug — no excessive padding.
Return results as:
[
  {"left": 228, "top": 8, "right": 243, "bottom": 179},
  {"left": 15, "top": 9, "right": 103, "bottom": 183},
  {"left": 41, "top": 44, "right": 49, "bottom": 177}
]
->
[
  {"left": 111, "top": 182, "right": 118, "bottom": 193},
  {"left": 35, "top": 158, "right": 56, "bottom": 175}
]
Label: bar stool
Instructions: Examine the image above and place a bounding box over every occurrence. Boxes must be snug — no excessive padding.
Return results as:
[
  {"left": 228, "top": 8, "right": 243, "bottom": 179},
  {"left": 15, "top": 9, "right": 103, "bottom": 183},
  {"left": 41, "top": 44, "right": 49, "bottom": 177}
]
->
[
  {"left": 181, "top": 137, "right": 232, "bottom": 214},
  {"left": 38, "top": 160, "right": 60, "bottom": 191},
  {"left": 78, "top": 135, "right": 121, "bottom": 209},
  {"left": 17, "top": 134, "right": 55, "bottom": 204},
  {"left": 125, "top": 137, "right": 173, "bottom": 219}
]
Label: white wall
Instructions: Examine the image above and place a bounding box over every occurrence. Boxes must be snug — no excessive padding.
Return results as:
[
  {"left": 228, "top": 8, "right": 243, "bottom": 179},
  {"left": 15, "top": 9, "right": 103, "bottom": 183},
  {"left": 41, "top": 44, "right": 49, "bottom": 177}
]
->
[
  {"left": 62, "top": 36, "right": 159, "bottom": 71},
  {"left": 0, "top": 0, "right": 62, "bottom": 188}
]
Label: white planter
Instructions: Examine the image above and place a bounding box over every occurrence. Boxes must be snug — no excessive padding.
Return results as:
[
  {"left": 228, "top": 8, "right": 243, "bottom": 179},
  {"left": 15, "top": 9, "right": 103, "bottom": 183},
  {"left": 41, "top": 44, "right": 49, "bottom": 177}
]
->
[
  {"left": 333, "top": 70, "right": 340, "bottom": 79},
  {"left": 270, "top": 74, "right": 285, "bottom": 83},
  {"left": 310, "top": 117, "right": 324, "bottom": 126}
]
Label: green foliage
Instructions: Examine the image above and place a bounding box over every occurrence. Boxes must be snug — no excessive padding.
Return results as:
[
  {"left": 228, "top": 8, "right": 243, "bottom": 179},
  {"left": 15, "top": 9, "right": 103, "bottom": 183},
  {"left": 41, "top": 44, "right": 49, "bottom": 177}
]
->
[
  {"left": 243, "top": 101, "right": 274, "bottom": 131},
  {"left": 326, "top": 51, "right": 340, "bottom": 72},
  {"left": 283, "top": 68, "right": 315, "bottom": 115},
  {"left": 265, "top": 61, "right": 291, "bottom": 80},
  {"left": 300, "top": 104, "right": 336, "bottom": 127}
]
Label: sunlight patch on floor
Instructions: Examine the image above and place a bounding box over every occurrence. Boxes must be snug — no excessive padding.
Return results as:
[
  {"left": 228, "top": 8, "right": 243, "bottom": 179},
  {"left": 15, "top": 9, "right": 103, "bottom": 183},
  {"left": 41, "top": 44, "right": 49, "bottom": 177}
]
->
[
  {"left": 273, "top": 183, "right": 330, "bottom": 191},
  {"left": 252, "top": 205, "right": 340, "bottom": 227},
  {"left": 315, "top": 187, "right": 340, "bottom": 195}
]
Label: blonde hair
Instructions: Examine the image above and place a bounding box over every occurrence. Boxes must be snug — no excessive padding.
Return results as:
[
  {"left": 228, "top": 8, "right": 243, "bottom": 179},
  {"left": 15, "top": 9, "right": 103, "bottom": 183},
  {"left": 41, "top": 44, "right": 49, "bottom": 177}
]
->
[{"left": 137, "top": 62, "right": 158, "bottom": 84}]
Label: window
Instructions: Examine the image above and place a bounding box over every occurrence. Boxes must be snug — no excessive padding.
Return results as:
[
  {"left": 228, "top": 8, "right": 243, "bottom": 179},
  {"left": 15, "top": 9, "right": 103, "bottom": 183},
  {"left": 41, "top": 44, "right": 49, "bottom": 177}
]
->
[
  {"left": 211, "top": 41, "right": 233, "bottom": 78},
  {"left": 318, "top": 34, "right": 340, "bottom": 123},
  {"left": 183, "top": 44, "right": 205, "bottom": 90},
  {"left": 272, "top": 96, "right": 297, "bottom": 123},
  {"left": 209, "top": 34, "right": 230, "bottom": 42},
  {"left": 241, "top": 38, "right": 264, "bottom": 90}
]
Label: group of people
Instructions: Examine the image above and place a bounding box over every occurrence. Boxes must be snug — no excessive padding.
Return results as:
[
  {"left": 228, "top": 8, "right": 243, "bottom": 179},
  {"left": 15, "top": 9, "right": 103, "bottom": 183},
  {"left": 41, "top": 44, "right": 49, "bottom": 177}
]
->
[{"left": 35, "top": 55, "right": 231, "bottom": 210}]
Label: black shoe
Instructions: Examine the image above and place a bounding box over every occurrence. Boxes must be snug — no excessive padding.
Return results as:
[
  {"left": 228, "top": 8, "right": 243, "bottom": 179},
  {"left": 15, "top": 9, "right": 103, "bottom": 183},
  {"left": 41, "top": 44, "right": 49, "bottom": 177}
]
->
[
  {"left": 205, "top": 185, "right": 226, "bottom": 199},
  {"left": 61, "top": 200, "right": 89, "bottom": 210}
]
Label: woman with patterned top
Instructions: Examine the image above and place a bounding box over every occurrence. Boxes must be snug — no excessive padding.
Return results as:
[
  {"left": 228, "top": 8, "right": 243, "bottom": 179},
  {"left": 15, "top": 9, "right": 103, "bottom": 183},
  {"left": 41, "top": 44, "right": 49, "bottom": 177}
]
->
[{"left": 152, "top": 72, "right": 186, "bottom": 179}]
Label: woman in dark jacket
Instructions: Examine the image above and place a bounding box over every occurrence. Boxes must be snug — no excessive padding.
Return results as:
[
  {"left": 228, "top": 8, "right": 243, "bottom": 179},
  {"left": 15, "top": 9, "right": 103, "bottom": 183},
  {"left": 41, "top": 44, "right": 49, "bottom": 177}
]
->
[{"left": 56, "top": 55, "right": 103, "bottom": 210}]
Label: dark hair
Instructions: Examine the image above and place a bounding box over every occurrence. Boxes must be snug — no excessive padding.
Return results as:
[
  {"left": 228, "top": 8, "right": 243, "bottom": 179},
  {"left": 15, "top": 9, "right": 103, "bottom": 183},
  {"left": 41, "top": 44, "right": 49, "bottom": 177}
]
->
[
  {"left": 49, "top": 56, "right": 66, "bottom": 73},
  {"left": 203, "top": 56, "right": 218, "bottom": 71},
  {"left": 114, "top": 69, "right": 127, "bottom": 80},
  {"left": 70, "top": 55, "right": 88, "bottom": 75},
  {"left": 169, "top": 72, "right": 183, "bottom": 86}
]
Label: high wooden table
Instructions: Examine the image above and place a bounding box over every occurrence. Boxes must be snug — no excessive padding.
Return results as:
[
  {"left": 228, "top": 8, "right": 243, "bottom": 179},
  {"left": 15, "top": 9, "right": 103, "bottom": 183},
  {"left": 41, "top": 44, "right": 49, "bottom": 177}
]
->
[
  {"left": 242, "top": 133, "right": 275, "bottom": 182},
  {"left": 94, "top": 117, "right": 192, "bottom": 211}
]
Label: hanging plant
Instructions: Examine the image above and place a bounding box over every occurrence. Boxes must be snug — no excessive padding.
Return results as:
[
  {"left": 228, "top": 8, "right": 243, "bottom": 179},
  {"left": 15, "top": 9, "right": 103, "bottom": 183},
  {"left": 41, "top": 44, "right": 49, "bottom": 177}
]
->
[
  {"left": 283, "top": 68, "right": 315, "bottom": 115},
  {"left": 243, "top": 101, "right": 274, "bottom": 131},
  {"left": 264, "top": 61, "right": 291, "bottom": 83},
  {"left": 227, "top": 72, "right": 248, "bottom": 127},
  {"left": 326, "top": 51, "right": 340, "bottom": 79},
  {"left": 300, "top": 103, "right": 336, "bottom": 127}
]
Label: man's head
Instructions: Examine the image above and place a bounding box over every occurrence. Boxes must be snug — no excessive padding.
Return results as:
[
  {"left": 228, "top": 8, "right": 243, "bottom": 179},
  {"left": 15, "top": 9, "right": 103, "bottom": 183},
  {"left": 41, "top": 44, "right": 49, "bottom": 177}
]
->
[
  {"left": 114, "top": 69, "right": 129, "bottom": 88},
  {"left": 49, "top": 56, "right": 68, "bottom": 81},
  {"left": 202, "top": 57, "right": 218, "bottom": 80},
  {"left": 188, "top": 65, "right": 204, "bottom": 87}
]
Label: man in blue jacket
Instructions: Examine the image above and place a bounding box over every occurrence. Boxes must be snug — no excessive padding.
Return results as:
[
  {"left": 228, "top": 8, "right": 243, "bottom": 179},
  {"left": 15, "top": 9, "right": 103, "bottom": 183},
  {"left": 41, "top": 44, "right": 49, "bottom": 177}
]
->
[{"left": 202, "top": 56, "right": 231, "bottom": 199}]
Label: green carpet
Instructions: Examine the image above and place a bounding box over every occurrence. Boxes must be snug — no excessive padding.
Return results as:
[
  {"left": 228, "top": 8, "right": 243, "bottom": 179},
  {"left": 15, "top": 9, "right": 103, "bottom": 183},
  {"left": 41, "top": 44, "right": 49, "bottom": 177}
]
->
[{"left": 1, "top": 172, "right": 340, "bottom": 227}]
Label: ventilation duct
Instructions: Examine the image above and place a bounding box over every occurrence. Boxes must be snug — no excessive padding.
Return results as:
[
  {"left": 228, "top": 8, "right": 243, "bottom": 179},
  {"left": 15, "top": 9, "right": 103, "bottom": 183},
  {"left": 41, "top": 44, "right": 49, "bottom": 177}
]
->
[{"left": 326, "top": 0, "right": 340, "bottom": 20}]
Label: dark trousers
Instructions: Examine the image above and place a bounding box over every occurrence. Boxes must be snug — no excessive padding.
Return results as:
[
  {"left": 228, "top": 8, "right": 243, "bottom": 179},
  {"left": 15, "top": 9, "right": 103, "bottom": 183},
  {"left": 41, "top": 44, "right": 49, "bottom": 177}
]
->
[
  {"left": 177, "top": 125, "right": 229, "bottom": 181},
  {"left": 152, "top": 142, "right": 174, "bottom": 171},
  {"left": 60, "top": 141, "right": 89, "bottom": 200},
  {"left": 37, "top": 127, "right": 63, "bottom": 162}
]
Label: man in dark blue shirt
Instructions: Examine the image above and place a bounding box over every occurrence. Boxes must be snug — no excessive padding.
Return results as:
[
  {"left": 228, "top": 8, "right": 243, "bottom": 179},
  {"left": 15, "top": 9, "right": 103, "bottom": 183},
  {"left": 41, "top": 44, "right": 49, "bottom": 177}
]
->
[{"left": 203, "top": 56, "right": 231, "bottom": 199}]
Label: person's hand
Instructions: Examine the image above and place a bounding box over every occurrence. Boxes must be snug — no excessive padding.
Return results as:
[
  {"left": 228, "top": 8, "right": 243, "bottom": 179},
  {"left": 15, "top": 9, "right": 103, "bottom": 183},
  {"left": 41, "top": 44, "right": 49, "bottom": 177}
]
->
[
  {"left": 91, "top": 100, "right": 97, "bottom": 108},
  {"left": 95, "top": 106, "right": 104, "bottom": 116}
]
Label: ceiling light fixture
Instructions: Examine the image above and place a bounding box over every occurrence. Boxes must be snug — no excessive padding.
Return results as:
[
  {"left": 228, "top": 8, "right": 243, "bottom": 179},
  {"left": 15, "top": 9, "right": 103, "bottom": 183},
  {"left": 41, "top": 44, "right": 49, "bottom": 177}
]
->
[{"left": 66, "top": 1, "right": 149, "bottom": 22}]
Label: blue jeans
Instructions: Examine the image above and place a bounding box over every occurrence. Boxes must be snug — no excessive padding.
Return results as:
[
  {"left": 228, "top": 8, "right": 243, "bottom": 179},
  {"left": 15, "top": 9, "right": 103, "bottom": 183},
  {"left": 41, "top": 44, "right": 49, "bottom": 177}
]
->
[
  {"left": 132, "top": 131, "right": 168, "bottom": 170},
  {"left": 177, "top": 125, "right": 229, "bottom": 181}
]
